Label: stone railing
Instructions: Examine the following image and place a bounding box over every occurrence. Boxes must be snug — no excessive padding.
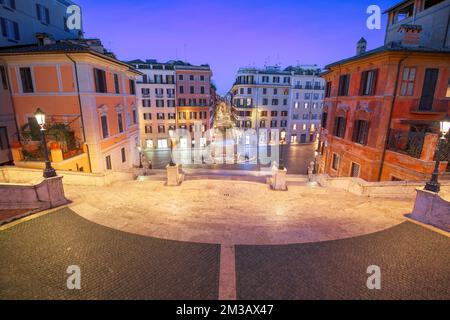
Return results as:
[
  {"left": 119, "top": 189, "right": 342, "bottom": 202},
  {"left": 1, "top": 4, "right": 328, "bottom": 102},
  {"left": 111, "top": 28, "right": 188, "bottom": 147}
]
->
[
  {"left": 0, "top": 166, "right": 133, "bottom": 187},
  {"left": 0, "top": 175, "right": 68, "bottom": 211},
  {"left": 410, "top": 190, "right": 450, "bottom": 232},
  {"left": 314, "top": 174, "right": 450, "bottom": 198}
]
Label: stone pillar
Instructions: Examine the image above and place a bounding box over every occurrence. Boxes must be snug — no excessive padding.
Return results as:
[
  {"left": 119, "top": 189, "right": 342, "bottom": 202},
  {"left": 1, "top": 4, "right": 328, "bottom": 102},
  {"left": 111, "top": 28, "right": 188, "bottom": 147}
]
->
[
  {"left": 166, "top": 164, "right": 183, "bottom": 186},
  {"left": 269, "top": 168, "right": 287, "bottom": 191},
  {"left": 420, "top": 133, "right": 438, "bottom": 162},
  {"left": 410, "top": 189, "right": 450, "bottom": 232}
]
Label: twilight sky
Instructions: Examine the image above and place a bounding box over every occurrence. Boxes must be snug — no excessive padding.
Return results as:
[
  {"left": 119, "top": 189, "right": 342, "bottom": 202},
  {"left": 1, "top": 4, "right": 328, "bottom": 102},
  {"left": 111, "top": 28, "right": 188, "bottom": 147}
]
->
[{"left": 76, "top": 0, "right": 398, "bottom": 94}]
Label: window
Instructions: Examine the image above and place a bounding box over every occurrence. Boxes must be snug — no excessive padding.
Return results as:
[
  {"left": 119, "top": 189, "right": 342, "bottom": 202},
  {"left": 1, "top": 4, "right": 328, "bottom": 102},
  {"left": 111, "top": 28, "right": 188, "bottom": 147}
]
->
[
  {"left": 190, "top": 86, "right": 194, "bottom": 94},
  {"left": 283, "top": 99, "right": 287, "bottom": 106},
  {"left": 167, "top": 100, "right": 175, "bottom": 108},
  {"left": 143, "top": 99, "right": 151, "bottom": 107},
  {"left": 0, "top": 17, "right": 19, "bottom": 41},
  {"left": 273, "top": 76, "right": 280, "bottom": 83},
  {"left": 271, "top": 99, "right": 279, "bottom": 106},
  {"left": 129, "top": 79, "right": 136, "bottom": 95},
  {"left": 132, "top": 109, "right": 137, "bottom": 124},
  {"left": 446, "top": 78, "right": 450, "bottom": 98},
  {"left": 143, "top": 113, "right": 151, "bottom": 120},
  {"left": 2, "top": 0, "right": 16, "bottom": 10},
  {"left": 105, "top": 155, "right": 112, "bottom": 170},
  {"left": 101, "top": 115, "right": 109, "bottom": 138},
  {"left": 158, "top": 125, "right": 165, "bottom": 133},
  {"left": 261, "top": 111, "right": 267, "bottom": 117},
  {"left": 178, "top": 75, "right": 183, "bottom": 80},
  {"left": 144, "top": 125, "right": 152, "bottom": 134},
  {"left": 271, "top": 111, "right": 278, "bottom": 117},
  {"left": 302, "top": 114, "right": 309, "bottom": 120},
  {"left": 0, "top": 66, "right": 8, "bottom": 90},
  {"left": 157, "top": 113, "right": 165, "bottom": 120},
  {"left": 280, "top": 120, "right": 287, "bottom": 127},
  {"left": 332, "top": 153, "right": 340, "bottom": 171},
  {"left": 260, "top": 120, "right": 266, "bottom": 128},
  {"left": 304, "top": 93, "right": 311, "bottom": 100},
  {"left": 333, "top": 116, "right": 346, "bottom": 138},
  {"left": 350, "top": 162, "right": 360, "bottom": 178},
  {"left": 200, "top": 75, "right": 205, "bottom": 81},
  {"left": 263, "top": 88, "right": 267, "bottom": 94},
  {"left": 400, "top": 67, "right": 416, "bottom": 96},
  {"left": 352, "top": 120, "right": 369, "bottom": 145},
  {"left": 189, "top": 75, "right": 194, "bottom": 81},
  {"left": 121, "top": 147, "right": 126, "bottom": 163},
  {"left": 283, "top": 77, "right": 290, "bottom": 84},
  {"left": 281, "top": 111, "right": 288, "bottom": 117},
  {"left": 93, "top": 68, "right": 107, "bottom": 93},
  {"left": 359, "top": 69, "right": 378, "bottom": 96},
  {"left": 273, "top": 89, "right": 278, "bottom": 95},
  {"left": 321, "top": 112, "right": 328, "bottom": 128},
  {"left": 270, "top": 120, "right": 277, "bottom": 128},
  {"left": 0, "top": 127, "right": 9, "bottom": 150},
  {"left": 424, "top": 0, "right": 445, "bottom": 10},
  {"left": 200, "top": 86, "right": 205, "bottom": 94},
  {"left": 19, "top": 67, "right": 34, "bottom": 93},
  {"left": 168, "top": 113, "right": 176, "bottom": 119},
  {"left": 36, "top": 3, "right": 50, "bottom": 24},
  {"left": 117, "top": 113, "right": 124, "bottom": 133},
  {"left": 338, "top": 74, "right": 350, "bottom": 96},
  {"left": 156, "top": 100, "right": 164, "bottom": 108},
  {"left": 114, "top": 74, "right": 120, "bottom": 93},
  {"left": 262, "top": 98, "right": 268, "bottom": 105}
]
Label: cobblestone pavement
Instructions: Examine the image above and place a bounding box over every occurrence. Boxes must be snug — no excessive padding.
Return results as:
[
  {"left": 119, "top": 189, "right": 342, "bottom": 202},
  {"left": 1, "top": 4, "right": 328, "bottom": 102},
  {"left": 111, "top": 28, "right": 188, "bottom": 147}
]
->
[
  {"left": 0, "top": 208, "right": 220, "bottom": 300},
  {"left": 236, "top": 221, "right": 450, "bottom": 300}
]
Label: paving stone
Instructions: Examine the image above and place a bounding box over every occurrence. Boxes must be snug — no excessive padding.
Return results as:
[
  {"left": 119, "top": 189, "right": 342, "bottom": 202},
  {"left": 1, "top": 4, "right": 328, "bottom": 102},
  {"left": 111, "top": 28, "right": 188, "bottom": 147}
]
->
[
  {"left": 0, "top": 208, "right": 220, "bottom": 300},
  {"left": 236, "top": 222, "right": 450, "bottom": 300}
]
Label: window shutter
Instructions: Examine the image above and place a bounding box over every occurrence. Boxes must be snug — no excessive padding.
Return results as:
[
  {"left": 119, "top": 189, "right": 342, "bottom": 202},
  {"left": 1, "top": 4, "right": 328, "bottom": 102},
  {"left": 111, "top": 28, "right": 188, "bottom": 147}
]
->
[
  {"left": 13, "top": 21, "right": 19, "bottom": 40},
  {"left": 371, "top": 70, "right": 379, "bottom": 95},
  {"left": 93, "top": 69, "right": 100, "bottom": 92},
  {"left": 36, "top": 4, "right": 41, "bottom": 21},
  {"left": 352, "top": 121, "right": 359, "bottom": 142},
  {"left": 0, "top": 18, "right": 7, "bottom": 37},
  {"left": 362, "top": 121, "right": 369, "bottom": 145},
  {"left": 10, "top": 0, "right": 16, "bottom": 9},
  {"left": 359, "top": 72, "right": 367, "bottom": 96},
  {"left": 45, "top": 8, "right": 50, "bottom": 24}
]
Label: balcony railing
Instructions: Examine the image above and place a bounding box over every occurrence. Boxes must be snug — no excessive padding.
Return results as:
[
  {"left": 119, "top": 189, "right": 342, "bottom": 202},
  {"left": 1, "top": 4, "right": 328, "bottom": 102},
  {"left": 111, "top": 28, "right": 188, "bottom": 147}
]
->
[{"left": 387, "top": 129, "right": 425, "bottom": 159}]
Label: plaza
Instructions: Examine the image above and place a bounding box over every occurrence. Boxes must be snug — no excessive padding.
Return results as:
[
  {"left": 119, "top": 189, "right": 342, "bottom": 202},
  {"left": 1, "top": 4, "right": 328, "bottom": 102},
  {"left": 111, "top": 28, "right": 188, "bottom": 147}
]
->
[{"left": 1, "top": 178, "right": 449, "bottom": 300}]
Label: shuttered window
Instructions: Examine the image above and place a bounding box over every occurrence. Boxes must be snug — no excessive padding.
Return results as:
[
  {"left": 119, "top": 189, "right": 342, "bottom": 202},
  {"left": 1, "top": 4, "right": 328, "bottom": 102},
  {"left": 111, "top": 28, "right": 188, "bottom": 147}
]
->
[
  {"left": 359, "top": 69, "right": 378, "bottom": 96},
  {"left": 94, "top": 68, "right": 107, "bottom": 93},
  {"left": 352, "top": 120, "right": 369, "bottom": 145}
]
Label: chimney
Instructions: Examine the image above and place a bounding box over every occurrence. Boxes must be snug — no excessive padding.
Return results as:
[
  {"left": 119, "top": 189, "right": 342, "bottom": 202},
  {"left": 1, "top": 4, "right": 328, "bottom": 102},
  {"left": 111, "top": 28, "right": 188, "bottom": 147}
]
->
[
  {"left": 357, "top": 37, "right": 367, "bottom": 55},
  {"left": 398, "top": 24, "right": 422, "bottom": 47},
  {"left": 35, "top": 33, "right": 55, "bottom": 46}
]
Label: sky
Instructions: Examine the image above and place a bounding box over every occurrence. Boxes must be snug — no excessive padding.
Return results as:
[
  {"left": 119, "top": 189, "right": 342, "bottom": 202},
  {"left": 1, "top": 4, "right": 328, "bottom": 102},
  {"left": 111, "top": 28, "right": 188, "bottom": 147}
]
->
[{"left": 76, "top": 0, "right": 399, "bottom": 95}]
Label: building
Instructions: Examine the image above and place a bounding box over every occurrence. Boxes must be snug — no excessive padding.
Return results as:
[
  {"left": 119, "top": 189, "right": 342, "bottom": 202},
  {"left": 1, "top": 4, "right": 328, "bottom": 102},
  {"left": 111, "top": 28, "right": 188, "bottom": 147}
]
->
[
  {"left": 129, "top": 60, "right": 215, "bottom": 150},
  {"left": 230, "top": 65, "right": 325, "bottom": 145},
  {"left": 175, "top": 63, "right": 213, "bottom": 148},
  {"left": 286, "top": 65, "right": 325, "bottom": 144},
  {"left": 0, "top": 59, "right": 17, "bottom": 165},
  {"left": 129, "top": 59, "right": 176, "bottom": 150},
  {"left": 0, "top": 0, "right": 82, "bottom": 47},
  {"left": 0, "top": 37, "right": 142, "bottom": 173},
  {"left": 318, "top": 0, "right": 450, "bottom": 182}
]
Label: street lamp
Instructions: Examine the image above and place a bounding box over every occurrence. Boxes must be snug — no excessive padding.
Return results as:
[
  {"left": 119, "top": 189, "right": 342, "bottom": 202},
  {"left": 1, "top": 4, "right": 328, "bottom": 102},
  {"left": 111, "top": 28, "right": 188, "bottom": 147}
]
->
[
  {"left": 168, "top": 129, "right": 176, "bottom": 166},
  {"left": 279, "top": 129, "right": 287, "bottom": 170},
  {"left": 136, "top": 145, "right": 143, "bottom": 168},
  {"left": 424, "top": 116, "right": 450, "bottom": 193},
  {"left": 34, "top": 108, "right": 57, "bottom": 178}
]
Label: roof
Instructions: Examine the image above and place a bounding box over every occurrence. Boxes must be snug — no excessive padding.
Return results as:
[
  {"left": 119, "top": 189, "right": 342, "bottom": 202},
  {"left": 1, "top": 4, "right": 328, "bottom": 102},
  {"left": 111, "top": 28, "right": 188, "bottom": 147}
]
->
[
  {"left": 383, "top": 0, "right": 413, "bottom": 14},
  {"left": 0, "top": 42, "right": 142, "bottom": 75},
  {"left": 324, "top": 44, "right": 450, "bottom": 69}
]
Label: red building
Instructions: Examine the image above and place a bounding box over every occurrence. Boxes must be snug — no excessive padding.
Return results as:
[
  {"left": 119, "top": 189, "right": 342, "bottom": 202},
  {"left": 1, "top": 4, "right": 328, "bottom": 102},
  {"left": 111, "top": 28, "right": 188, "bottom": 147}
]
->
[{"left": 318, "top": 0, "right": 450, "bottom": 182}]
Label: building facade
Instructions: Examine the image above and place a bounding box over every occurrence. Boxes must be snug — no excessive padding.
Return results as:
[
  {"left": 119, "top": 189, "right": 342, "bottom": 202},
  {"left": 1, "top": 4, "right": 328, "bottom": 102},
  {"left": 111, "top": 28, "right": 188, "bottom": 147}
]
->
[
  {"left": 0, "top": 59, "right": 17, "bottom": 165},
  {"left": 318, "top": 0, "right": 450, "bottom": 182},
  {"left": 0, "top": 0, "right": 82, "bottom": 47},
  {"left": 130, "top": 60, "right": 176, "bottom": 150},
  {"left": 0, "top": 38, "right": 141, "bottom": 173},
  {"left": 231, "top": 65, "right": 325, "bottom": 145},
  {"left": 129, "top": 60, "right": 214, "bottom": 150}
]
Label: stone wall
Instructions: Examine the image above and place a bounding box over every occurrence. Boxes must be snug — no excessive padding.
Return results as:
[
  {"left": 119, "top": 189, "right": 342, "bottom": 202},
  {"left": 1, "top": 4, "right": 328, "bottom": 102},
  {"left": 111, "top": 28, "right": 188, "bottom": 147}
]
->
[
  {"left": 410, "top": 190, "right": 450, "bottom": 232},
  {"left": 0, "top": 176, "right": 68, "bottom": 210},
  {"left": 0, "top": 166, "right": 134, "bottom": 187},
  {"left": 315, "top": 174, "right": 450, "bottom": 198}
]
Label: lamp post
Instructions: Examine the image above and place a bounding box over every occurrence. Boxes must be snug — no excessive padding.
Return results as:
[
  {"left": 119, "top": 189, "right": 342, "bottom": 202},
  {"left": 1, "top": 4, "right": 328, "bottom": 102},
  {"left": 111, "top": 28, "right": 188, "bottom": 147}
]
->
[
  {"left": 279, "top": 129, "right": 287, "bottom": 170},
  {"left": 168, "top": 129, "right": 176, "bottom": 166},
  {"left": 34, "top": 108, "right": 57, "bottom": 178},
  {"left": 424, "top": 116, "right": 450, "bottom": 193},
  {"left": 137, "top": 145, "right": 143, "bottom": 168}
]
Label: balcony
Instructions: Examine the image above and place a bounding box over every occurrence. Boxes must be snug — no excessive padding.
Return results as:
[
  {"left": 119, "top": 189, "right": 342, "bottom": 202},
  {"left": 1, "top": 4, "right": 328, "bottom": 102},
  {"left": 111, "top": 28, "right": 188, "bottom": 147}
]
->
[
  {"left": 410, "top": 99, "right": 448, "bottom": 115},
  {"left": 387, "top": 129, "right": 425, "bottom": 159}
]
